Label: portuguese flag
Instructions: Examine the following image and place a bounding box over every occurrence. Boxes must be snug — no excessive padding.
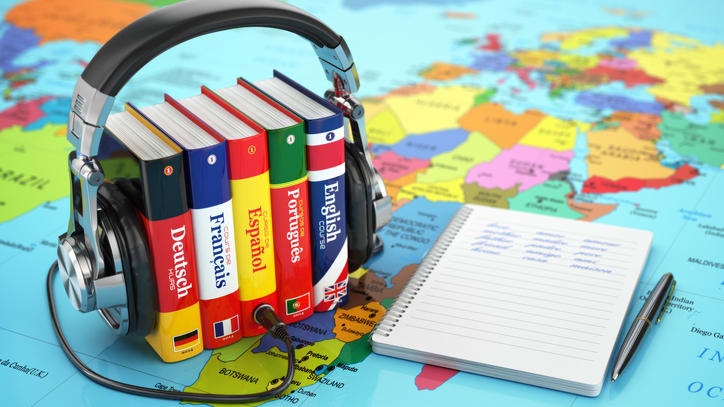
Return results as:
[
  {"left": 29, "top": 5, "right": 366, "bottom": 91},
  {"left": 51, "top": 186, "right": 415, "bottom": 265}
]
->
[{"left": 285, "top": 292, "right": 311, "bottom": 315}]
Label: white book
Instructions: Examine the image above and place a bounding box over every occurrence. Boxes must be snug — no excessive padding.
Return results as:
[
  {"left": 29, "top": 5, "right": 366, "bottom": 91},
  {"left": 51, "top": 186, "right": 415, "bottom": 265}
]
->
[{"left": 371, "top": 204, "right": 653, "bottom": 396}]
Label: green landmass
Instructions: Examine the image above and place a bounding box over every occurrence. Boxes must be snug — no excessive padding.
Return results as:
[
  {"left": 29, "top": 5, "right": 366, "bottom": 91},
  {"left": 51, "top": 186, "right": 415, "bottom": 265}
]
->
[
  {"left": 0, "top": 124, "right": 71, "bottom": 223},
  {"left": 659, "top": 111, "right": 724, "bottom": 167},
  {"left": 508, "top": 180, "right": 581, "bottom": 218}
]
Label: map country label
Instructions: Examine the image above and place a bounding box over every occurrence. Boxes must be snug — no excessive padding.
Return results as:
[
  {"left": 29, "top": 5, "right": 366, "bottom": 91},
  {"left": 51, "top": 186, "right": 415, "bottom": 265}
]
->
[
  {"left": 0, "top": 123, "right": 71, "bottom": 223},
  {"left": 458, "top": 103, "right": 545, "bottom": 149},
  {"left": 6, "top": 0, "right": 152, "bottom": 44},
  {"left": 465, "top": 144, "right": 573, "bottom": 192},
  {"left": 372, "top": 128, "right": 468, "bottom": 160},
  {"left": 419, "top": 62, "right": 478, "bottom": 81},
  {"left": 659, "top": 111, "right": 724, "bottom": 167},
  {"left": 585, "top": 125, "right": 673, "bottom": 180},
  {"left": 518, "top": 116, "right": 590, "bottom": 152},
  {"left": 567, "top": 198, "right": 618, "bottom": 221},
  {"left": 397, "top": 177, "right": 465, "bottom": 202},
  {"left": 384, "top": 85, "right": 482, "bottom": 134},
  {"left": 333, "top": 302, "right": 386, "bottom": 342},
  {"left": 417, "top": 131, "right": 500, "bottom": 183},
  {"left": 582, "top": 163, "right": 699, "bottom": 194},
  {"left": 461, "top": 183, "right": 517, "bottom": 208},
  {"left": 508, "top": 180, "right": 582, "bottom": 219},
  {"left": 187, "top": 337, "right": 346, "bottom": 407},
  {"left": 373, "top": 150, "right": 430, "bottom": 181}
]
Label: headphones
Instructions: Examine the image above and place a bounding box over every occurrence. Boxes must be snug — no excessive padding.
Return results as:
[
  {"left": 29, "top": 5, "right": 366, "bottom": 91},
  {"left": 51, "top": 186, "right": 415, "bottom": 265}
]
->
[{"left": 49, "top": 0, "right": 391, "bottom": 402}]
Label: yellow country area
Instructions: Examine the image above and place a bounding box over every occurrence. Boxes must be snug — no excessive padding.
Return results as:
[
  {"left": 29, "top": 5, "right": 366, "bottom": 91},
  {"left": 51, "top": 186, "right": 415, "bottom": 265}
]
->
[
  {"left": 512, "top": 49, "right": 559, "bottom": 68},
  {"left": 365, "top": 108, "right": 407, "bottom": 145},
  {"left": 360, "top": 97, "right": 388, "bottom": 121},
  {"left": 384, "top": 170, "right": 420, "bottom": 201},
  {"left": 512, "top": 50, "right": 599, "bottom": 70},
  {"left": 542, "top": 27, "right": 629, "bottom": 50},
  {"left": 187, "top": 337, "right": 346, "bottom": 406},
  {"left": 712, "top": 111, "right": 724, "bottom": 123},
  {"left": 383, "top": 85, "right": 482, "bottom": 134},
  {"left": 629, "top": 41, "right": 724, "bottom": 106},
  {"left": 333, "top": 301, "right": 386, "bottom": 342},
  {"left": 586, "top": 126, "right": 674, "bottom": 180},
  {"left": 0, "top": 124, "right": 72, "bottom": 223},
  {"left": 397, "top": 177, "right": 465, "bottom": 203},
  {"left": 519, "top": 117, "right": 590, "bottom": 152},
  {"left": 419, "top": 62, "right": 478, "bottom": 81},
  {"left": 348, "top": 266, "right": 369, "bottom": 280},
  {"left": 417, "top": 131, "right": 500, "bottom": 183},
  {"left": 6, "top": 0, "right": 152, "bottom": 44}
]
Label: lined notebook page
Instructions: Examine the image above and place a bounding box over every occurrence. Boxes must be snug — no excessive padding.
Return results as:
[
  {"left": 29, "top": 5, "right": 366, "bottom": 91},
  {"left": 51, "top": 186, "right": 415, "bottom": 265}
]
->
[{"left": 372, "top": 204, "right": 652, "bottom": 394}]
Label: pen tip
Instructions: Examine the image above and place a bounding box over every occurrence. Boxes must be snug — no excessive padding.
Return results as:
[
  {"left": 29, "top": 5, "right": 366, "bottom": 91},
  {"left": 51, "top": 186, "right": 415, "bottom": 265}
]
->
[{"left": 611, "top": 373, "right": 619, "bottom": 382}]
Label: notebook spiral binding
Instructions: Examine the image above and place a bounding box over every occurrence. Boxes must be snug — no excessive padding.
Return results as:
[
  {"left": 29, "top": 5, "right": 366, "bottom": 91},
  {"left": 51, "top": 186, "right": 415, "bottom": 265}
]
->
[{"left": 374, "top": 206, "right": 474, "bottom": 338}]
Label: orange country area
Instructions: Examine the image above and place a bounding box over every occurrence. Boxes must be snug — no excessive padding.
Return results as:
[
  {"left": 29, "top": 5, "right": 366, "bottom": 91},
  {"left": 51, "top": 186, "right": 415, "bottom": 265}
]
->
[{"left": 6, "top": 0, "right": 152, "bottom": 44}]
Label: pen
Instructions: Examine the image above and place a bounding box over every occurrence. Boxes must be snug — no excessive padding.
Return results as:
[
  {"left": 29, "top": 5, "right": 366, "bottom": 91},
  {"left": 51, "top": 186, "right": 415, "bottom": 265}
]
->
[{"left": 610, "top": 272, "right": 676, "bottom": 382}]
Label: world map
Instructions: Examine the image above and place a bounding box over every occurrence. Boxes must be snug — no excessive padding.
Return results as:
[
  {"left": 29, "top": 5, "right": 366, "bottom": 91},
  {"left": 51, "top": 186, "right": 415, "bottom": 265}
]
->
[{"left": 1, "top": 0, "right": 723, "bottom": 406}]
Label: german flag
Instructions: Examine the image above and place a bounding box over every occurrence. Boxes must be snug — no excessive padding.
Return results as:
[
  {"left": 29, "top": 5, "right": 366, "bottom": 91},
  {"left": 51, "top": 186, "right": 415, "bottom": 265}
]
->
[{"left": 172, "top": 329, "right": 199, "bottom": 352}]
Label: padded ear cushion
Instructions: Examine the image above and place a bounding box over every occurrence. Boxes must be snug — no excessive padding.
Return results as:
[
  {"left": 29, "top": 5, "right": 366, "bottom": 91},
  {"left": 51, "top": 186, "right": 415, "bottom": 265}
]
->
[
  {"left": 344, "top": 141, "right": 375, "bottom": 271},
  {"left": 98, "top": 180, "right": 157, "bottom": 336}
]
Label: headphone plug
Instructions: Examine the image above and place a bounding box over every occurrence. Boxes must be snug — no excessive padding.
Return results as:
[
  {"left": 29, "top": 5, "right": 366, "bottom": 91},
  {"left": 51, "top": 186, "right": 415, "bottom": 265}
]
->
[{"left": 254, "top": 304, "right": 289, "bottom": 342}]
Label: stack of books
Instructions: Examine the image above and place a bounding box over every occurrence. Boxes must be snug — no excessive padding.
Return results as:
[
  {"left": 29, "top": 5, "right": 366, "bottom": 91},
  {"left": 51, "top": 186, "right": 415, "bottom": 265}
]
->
[{"left": 96, "top": 72, "right": 348, "bottom": 362}]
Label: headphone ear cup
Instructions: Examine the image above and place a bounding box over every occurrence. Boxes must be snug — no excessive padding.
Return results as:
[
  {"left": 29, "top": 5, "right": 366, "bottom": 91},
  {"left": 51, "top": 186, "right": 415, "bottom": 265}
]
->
[
  {"left": 98, "top": 180, "right": 157, "bottom": 336},
  {"left": 344, "top": 141, "right": 375, "bottom": 271}
]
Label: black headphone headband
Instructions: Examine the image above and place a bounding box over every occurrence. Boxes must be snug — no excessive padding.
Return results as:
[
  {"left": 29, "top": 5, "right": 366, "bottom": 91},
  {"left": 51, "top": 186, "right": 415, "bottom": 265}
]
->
[{"left": 83, "top": 0, "right": 344, "bottom": 96}]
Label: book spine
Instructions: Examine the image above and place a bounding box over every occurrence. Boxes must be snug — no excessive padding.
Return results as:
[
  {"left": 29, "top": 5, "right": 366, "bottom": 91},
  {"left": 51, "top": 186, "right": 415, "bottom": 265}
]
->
[
  {"left": 137, "top": 159, "right": 204, "bottom": 362},
  {"left": 165, "top": 95, "right": 242, "bottom": 348},
  {"left": 126, "top": 104, "right": 204, "bottom": 362},
  {"left": 202, "top": 87, "right": 278, "bottom": 336},
  {"left": 267, "top": 124, "right": 314, "bottom": 324},
  {"left": 265, "top": 71, "right": 349, "bottom": 311},
  {"left": 306, "top": 126, "right": 348, "bottom": 311}
]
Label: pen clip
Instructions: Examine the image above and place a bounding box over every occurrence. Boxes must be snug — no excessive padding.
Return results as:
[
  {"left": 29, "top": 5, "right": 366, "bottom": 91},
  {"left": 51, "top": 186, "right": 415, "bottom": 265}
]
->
[{"left": 656, "top": 279, "right": 676, "bottom": 324}]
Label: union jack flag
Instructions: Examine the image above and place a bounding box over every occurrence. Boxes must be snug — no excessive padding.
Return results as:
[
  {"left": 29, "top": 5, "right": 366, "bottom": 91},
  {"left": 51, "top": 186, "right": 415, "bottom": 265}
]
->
[{"left": 323, "top": 280, "right": 348, "bottom": 303}]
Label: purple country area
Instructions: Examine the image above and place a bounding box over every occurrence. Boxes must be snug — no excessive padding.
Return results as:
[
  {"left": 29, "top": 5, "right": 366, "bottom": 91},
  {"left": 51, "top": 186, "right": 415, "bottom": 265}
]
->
[
  {"left": 25, "top": 97, "right": 71, "bottom": 130},
  {"left": 575, "top": 91, "right": 663, "bottom": 114},
  {"left": 252, "top": 310, "right": 336, "bottom": 353},
  {"left": 610, "top": 30, "right": 652, "bottom": 49},
  {"left": 469, "top": 52, "right": 515, "bottom": 71},
  {"left": 0, "top": 23, "right": 41, "bottom": 73},
  {"left": 371, "top": 128, "right": 468, "bottom": 160}
]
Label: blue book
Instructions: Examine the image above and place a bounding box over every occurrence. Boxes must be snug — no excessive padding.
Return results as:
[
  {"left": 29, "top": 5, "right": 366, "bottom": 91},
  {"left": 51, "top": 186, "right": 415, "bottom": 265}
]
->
[
  {"left": 253, "top": 70, "right": 349, "bottom": 312},
  {"left": 139, "top": 95, "right": 242, "bottom": 349}
]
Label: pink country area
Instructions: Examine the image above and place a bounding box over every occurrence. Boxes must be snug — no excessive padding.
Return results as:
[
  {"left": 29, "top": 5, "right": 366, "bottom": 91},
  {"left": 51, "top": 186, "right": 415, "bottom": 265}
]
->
[
  {"left": 372, "top": 150, "right": 430, "bottom": 180},
  {"left": 598, "top": 57, "right": 637, "bottom": 70},
  {"left": 465, "top": 144, "right": 573, "bottom": 191},
  {"left": 415, "top": 364, "right": 459, "bottom": 390},
  {"left": 0, "top": 96, "right": 52, "bottom": 131}
]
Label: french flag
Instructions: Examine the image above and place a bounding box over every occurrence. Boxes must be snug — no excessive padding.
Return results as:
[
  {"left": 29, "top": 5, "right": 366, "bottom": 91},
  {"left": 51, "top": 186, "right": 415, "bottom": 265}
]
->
[{"left": 213, "top": 315, "right": 240, "bottom": 339}]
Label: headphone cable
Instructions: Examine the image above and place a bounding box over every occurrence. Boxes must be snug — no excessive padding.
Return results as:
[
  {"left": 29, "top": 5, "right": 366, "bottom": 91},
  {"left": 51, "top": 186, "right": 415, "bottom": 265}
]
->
[{"left": 46, "top": 260, "right": 296, "bottom": 403}]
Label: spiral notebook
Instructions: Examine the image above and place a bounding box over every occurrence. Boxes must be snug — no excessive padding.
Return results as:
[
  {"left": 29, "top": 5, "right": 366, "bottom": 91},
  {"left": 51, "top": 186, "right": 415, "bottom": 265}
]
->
[{"left": 371, "top": 204, "right": 653, "bottom": 396}]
